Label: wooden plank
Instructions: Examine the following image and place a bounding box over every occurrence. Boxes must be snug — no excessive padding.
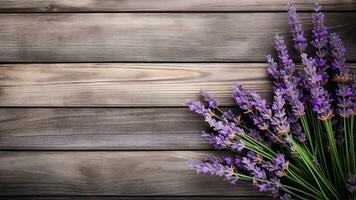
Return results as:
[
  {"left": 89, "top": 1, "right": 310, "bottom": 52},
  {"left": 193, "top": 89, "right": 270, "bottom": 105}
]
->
[
  {"left": 0, "top": 151, "right": 266, "bottom": 196},
  {"left": 1, "top": 63, "right": 355, "bottom": 107},
  {"left": 0, "top": 63, "right": 271, "bottom": 106},
  {"left": 0, "top": 0, "right": 354, "bottom": 12},
  {"left": 3, "top": 197, "right": 272, "bottom": 200},
  {"left": 0, "top": 13, "right": 355, "bottom": 62},
  {"left": 0, "top": 108, "right": 209, "bottom": 150}
]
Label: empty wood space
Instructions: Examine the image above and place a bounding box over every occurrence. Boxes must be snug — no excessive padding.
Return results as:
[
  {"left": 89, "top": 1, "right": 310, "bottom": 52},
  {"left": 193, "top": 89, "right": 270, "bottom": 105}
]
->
[
  {"left": 0, "top": 13, "right": 355, "bottom": 63},
  {"left": 0, "top": 1, "right": 355, "bottom": 199},
  {"left": 0, "top": 108, "right": 208, "bottom": 150},
  {"left": 0, "top": 0, "right": 354, "bottom": 12},
  {"left": 0, "top": 151, "right": 266, "bottom": 196},
  {"left": 0, "top": 63, "right": 271, "bottom": 106}
]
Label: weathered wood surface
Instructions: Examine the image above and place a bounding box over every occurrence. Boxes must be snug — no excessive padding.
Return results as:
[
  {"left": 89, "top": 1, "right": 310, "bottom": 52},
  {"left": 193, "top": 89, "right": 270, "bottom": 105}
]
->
[
  {"left": 0, "top": 151, "right": 266, "bottom": 196},
  {"left": 0, "top": 63, "right": 270, "bottom": 106},
  {"left": 4, "top": 198, "right": 272, "bottom": 200},
  {"left": 0, "top": 1, "right": 354, "bottom": 199},
  {"left": 1, "top": 63, "right": 355, "bottom": 107},
  {"left": 0, "top": 0, "right": 354, "bottom": 12},
  {"left": 0, "top": 108, "right": 209, "bottom": 150},
  {"left": 0, "top": 13, "right": 355, "bottom": 63}
]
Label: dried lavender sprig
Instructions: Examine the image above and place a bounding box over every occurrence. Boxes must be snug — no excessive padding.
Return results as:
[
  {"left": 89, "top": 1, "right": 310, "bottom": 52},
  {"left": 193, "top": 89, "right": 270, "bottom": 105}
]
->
[
  {"left": 347, "top": 174, "right": 356, "bottom": 193},
  {"left": 329, "top": 33, "right": 353, "bottom": 118},
  {"left": 280, "top": 193, "right": 292, "bottom": 200},
  {"left": 188, "top": 153, "right": 287, "bottom": 196},
  {"left": 200, "top": 89, "right": 218, "bottom": 109},
  {"left": 267, "top": 55, "right": 279, "bottom": 81},
  {"left": 250, "top": 91, "right": 272, "bottom": 121},
  {"left": 268, "top": 35, "right": 305, "bottom": 121},
  {"left": 271, "top": 89, "right": 290, "bottom": 135},
  {"left": 329, "top": 33, "right": 347, "bottom": 71},
  {"left": 274, "top": 35, "right": 296, "bottom": 76},
  {"left": 186, "top": 99, "right": 246, "bottom": 151},
  {"left": 311, "top": 3, "right": 328, "bottom": 68},
  {"left": 353, "top": 76, "right": 356, "bottom": 115},
  {"left": 187, "top": 156, "right": 239, "bottom": 184},
  {"left": 287, "top": 1, "right": 307, "bottom": 54},
  {"left": 301, "top": 53, "right": 333, "bottom": 120},
  {"left": 233, "top": 83, "right": 271, "bottom": 131},
  {"left": 336, "top": 85, "right": 353, "bottom": 118}
]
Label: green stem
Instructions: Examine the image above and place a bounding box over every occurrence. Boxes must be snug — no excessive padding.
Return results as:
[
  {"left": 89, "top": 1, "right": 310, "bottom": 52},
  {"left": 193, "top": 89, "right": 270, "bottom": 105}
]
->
[
  {"left": 350, "top": 115, "right": 355, "bottom": 174},
  {"left": 291, "top": 139, "right": 340, "bottom": 199},
  {"left": 344, "top": 117, "right": 350, "bottom": 173},
  {"left": 323, "top": 120, "right": 345, "bottom": 180},
  {"left": 300, "top": 115, "right": 314, "bottom": 153}
]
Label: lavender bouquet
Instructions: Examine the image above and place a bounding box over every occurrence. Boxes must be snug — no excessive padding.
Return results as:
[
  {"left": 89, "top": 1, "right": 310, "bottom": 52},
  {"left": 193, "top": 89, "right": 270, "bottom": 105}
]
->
[{"left": 186, "top": 2, "right": 355, "bottom": 200}]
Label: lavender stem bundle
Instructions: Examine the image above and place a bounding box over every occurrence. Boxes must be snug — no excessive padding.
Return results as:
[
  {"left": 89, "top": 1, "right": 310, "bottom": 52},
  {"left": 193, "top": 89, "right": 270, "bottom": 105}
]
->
[{"left": 186, "top": 2, "right": 355, "bottom": 200}]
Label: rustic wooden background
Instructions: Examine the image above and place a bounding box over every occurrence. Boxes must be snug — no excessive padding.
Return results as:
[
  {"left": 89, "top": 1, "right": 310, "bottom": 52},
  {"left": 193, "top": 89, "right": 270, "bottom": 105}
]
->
[{"left": 0, "top": 0, "right": 355, "bottom": 199}]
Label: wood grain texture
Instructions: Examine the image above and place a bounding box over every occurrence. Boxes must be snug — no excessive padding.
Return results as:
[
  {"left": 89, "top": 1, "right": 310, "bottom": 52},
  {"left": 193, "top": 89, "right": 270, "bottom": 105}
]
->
[
  {"left": 0, "top": 13, "right": 355, "bottom": 63},
  {"left": 0, "top": 108, "right": 209, "bottom": 150},
  {"left": 1, "top": 63, "right": 355, "bottom": 107},
  {"left": 0, "top": 151, "right": 266, "bottom": 196},
  {"left": 0, "top": 0, "right": 354, "bottom": 12},
  {"left": 4, "top": 198, "right": 272, "bottom": 200},
  {"left": 0, "top": 63, "right": 271, "bottom": 106}
]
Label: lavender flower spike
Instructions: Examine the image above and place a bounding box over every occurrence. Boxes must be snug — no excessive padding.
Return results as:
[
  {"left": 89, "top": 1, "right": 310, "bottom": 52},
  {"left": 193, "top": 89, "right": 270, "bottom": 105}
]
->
[
  {"left": 302, "top": 53, "right": 333, "bottom": 120},
  {"left": 353, "top": 76, "right": 356, "bottom": 115},
  {"left": 280, "top": 193, "right": 293, "bottom": 200},
  {"left": 284, "top": 78, "right": 305, "bottom": 118},
  {"left": 200, "top": 89, "right": 218, "bottom": 109},
  {"left": 187, "top": 156, "right": 239, "bottom": 184},
  {"left": 232, "top": 83, "right": 253, "bottom": 112},
  {"left": 271, "top": 89, "right": 290, "bottom": 135},
  {"left": 233, "top": 83, "right": 271, "bottom": 130},
  {"left": 274, "top": 34, "right": 296, "bottom": 76},
  {"left": 346, "top": 174, "right": 356, "bottom": 193},
  {"left": 311, "top": 3, "right": 328, "bottom": 67},
  {"left": 336, "top": 84, "right": 353, "bottom": 118},
  {"left": 329, "top": 33, "right": 347, "bottom": 71},
  {"left": 267, "top": 55, "right": 279, "bottom": 80},
  {"left": 288, "top": 1, "right": 307, "bottom": 54}
]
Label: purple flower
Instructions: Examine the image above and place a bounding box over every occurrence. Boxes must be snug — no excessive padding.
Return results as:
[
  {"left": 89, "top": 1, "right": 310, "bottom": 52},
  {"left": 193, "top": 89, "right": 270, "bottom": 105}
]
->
[
  {"left": 203, "top": 115, "right": 246, "bottom": 151},
  {"left": 267, "top": 55, "right": 279, "bottom": 80},
  {"left": 271, "top": 90, "right": 290, "bottom": 135},
  {"left": 311, "top": 3, "right": 328, "bottom": 68},
  {"left": 231, "top": 140, "right": 245, "bottom": 152},
  {"left": 186, "top": 2, "right": 356, "bottom": 199},
  {"left": 312, "top": 156, "right": 320, "bottom": 166},
  {"left": 274, "top": 35, "right": 296, "bottom": 76},
  {"left": 346, "top": 174, "right": 356, "bottom": 193},
  {"left": 187, "top": 156, "right": 239, "bottom": 184},
  {"left": 200, "top": 89, "right": 218, "bottom": 109},
  {"left": 256, "top": 183, "right": 269, "bottom": 192},
  {"left": 248, "top": 129, "right": 263, "bottom": 141},
  {"left": 233, "top": 83, "right": 271, "bottom": 130},
  {"left": 287, "top": 1, "right": 307, "bottom": 54},
  {"left": 250, "top": 91, "right": 272, "bottom": 120},
  {"left": 232, "top": 83, "right": 253, "bottom": 112},
  {"left": 186, "top": 100, "right": 208, "bottom": 115},
  {"left": 291, "top": 122, "right": 306, "bottom": 143},
  {"left": 335, "top": 84, "right": 353, "bottom": 118},
  {"left": 284, "top": 78, "right": 305, "bottom": 118},
  {"left": 269, "top": 154, "right": 289, "bottom": 177},
  {"left": 329, "top": 33, "right": 346, "bottom": 70},
  {"left": 222, "top": 109, "right": 235, "bottom": 121},
  {"left": 302, "top": 53, "right": 333, "bottom": 120},
  {"left": 353, "top": 76, "right": 356, "bottom": 115},
  {"left": 280, "top": 193, "right": 293, "bottom": 200},
  {"left": 269, "top": 177, "right": 282, "bottom": 195},
  {"left": 310, "top": 87, "right": 334, "bottom": 120}
]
